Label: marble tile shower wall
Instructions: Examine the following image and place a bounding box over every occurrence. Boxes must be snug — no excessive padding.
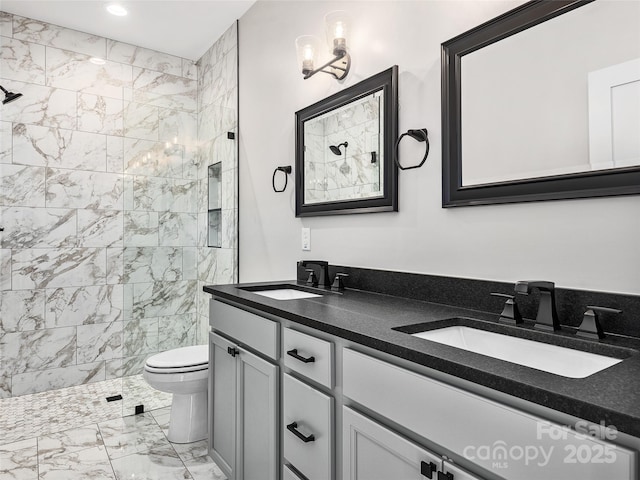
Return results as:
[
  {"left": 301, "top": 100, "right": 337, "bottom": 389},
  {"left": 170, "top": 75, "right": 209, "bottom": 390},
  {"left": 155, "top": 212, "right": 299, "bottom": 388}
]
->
[
  {"left": 0, "top": 13, "right": 238, "bottom": 398},
  {"left": 304, "top": 95, "right": 382, "bottom": 203}
]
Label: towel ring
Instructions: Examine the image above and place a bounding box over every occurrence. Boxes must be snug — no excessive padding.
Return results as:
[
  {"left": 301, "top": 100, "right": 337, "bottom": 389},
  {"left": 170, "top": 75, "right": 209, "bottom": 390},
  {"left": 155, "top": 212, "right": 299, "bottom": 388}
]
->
[
  {"left": 272, "top": 166, "right": 292, "bottom": 193},
  {"left": 394, "top": 128, "right": 429, "bottom": 171}
]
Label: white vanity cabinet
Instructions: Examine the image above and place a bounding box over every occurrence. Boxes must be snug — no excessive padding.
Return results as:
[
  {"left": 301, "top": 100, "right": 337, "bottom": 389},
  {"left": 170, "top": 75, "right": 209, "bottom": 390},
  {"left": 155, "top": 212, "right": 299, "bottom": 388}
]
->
[{"left": 209, "top": 300, "right": 280, "bottom": 480}]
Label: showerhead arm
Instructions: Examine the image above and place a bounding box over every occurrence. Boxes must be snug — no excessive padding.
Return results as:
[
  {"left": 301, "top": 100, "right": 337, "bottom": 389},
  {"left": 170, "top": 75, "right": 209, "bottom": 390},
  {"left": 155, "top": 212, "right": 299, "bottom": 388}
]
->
[
  {"left": 329, "top": 141, "right": 349, "bottom": 156},
  {"left": 1, "top": 84, "right": 23, "bottom": 105}
]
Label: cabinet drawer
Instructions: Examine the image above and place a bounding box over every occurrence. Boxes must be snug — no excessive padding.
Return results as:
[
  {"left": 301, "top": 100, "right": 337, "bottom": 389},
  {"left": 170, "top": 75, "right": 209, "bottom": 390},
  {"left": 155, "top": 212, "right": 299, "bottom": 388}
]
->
[
  {"left": 283, "top": 465, "right": 304, "bottom": 480},
  {"left": 209, "top": 299, "right": 279, "bottom": 360},
  {"left": 283, "top": 373, "right": 333, "bottom": 480},
  {"left": 283, "top": 327, "right": 334, "bottom": 388},
  {"left": 343, "top": 349, "right": 637, "bottom": 480}
]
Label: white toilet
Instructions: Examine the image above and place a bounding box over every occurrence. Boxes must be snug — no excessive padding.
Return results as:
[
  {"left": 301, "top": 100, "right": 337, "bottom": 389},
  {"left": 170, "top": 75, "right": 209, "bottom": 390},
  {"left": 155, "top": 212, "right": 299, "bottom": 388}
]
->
[{"left": 143, "top": 344, "right": 209, "bottom": 443}]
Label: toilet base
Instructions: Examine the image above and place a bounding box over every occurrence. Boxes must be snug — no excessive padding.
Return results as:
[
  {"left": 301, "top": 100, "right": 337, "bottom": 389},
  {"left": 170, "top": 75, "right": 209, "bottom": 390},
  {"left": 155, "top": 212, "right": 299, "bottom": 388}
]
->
[{"left": 167, "top": 390, "right": 208, "bottom": 443}]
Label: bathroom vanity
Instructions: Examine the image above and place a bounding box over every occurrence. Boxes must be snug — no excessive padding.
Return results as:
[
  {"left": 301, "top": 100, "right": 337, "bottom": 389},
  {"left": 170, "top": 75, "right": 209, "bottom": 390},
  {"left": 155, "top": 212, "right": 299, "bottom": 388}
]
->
[{"left": 204, "top": 276, "right": 640, "bottom": 480}]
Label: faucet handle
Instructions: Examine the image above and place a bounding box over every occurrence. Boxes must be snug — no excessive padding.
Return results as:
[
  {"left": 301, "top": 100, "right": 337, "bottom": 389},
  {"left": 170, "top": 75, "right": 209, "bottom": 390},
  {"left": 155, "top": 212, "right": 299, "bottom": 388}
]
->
[
  {"left": 331, "top": 273, "right": 349, "bottom": 292},
  {"left": 305, "top": 269, "right": 319, "bottom": 287},
  {"left": 491, "top": 293, "right": 523, "bottom": 325},
  {"left": 576, "top": 306, "right": 622, "bottom": 340}
]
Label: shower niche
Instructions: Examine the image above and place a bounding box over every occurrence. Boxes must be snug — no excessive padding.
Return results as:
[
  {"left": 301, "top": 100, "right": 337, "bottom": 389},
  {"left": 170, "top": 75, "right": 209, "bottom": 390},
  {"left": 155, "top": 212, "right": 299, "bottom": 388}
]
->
[{"left": 208, "top": 162, "right": 222, "bottom": 248}]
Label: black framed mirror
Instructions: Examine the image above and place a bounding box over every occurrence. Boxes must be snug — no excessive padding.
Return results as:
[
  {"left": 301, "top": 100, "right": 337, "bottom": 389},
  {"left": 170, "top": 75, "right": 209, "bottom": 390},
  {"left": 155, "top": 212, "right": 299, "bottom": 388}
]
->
[
  {"left": 442, "top": 0, "right": 640, "bottom": 207},
  {"left": 295, "top": 66, "right": 398, "bottom": 216}
]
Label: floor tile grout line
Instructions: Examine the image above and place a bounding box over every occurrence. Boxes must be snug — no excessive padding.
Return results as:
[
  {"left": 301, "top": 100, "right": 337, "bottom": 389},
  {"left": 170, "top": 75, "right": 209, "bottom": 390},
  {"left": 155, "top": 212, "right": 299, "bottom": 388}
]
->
[
  {"left": 151, "top": 408, "right": 197, "bottom": 479},
  {"left": 96, "top": 421, "right": 119, "bottom": 480}
]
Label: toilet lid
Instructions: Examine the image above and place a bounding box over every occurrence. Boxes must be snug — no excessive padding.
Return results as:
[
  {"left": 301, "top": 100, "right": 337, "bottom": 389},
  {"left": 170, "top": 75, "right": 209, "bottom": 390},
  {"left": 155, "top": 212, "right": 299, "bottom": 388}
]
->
[{"left": 146, "top": 345, "right": 208, "bottom": 369}]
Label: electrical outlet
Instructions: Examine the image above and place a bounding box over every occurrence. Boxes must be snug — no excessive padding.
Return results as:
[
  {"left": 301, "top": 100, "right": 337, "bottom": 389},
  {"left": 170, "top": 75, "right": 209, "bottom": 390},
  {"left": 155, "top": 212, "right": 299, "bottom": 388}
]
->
[{"left": 301, "top": 227, "right": 311, "bottom": 251}]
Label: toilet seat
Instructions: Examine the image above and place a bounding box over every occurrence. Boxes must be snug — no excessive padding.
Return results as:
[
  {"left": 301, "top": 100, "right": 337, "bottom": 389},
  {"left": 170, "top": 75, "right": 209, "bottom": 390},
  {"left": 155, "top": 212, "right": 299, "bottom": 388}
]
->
[{"left": 145, "top": 345, "right": 208, "bottom": 374}]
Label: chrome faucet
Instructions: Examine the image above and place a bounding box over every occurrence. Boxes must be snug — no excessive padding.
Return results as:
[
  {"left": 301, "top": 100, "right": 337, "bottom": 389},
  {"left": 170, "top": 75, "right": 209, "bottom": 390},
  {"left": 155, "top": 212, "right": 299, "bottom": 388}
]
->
[
  {"left": 297, "top": 260, "right": 331, "bottom": 288},
  {"left": 514, "top": 280, "right": 560, "bottom": 331}
]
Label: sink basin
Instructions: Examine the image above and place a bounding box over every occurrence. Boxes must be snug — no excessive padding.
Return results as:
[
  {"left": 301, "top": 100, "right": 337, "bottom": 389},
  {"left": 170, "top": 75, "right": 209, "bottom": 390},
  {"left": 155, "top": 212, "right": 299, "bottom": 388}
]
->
[
  {"left": 251, "top": 288, "right": 322, "bottom": 300},
  {"left": 411, "top": 325, "right": 623, "bottom": 378}
]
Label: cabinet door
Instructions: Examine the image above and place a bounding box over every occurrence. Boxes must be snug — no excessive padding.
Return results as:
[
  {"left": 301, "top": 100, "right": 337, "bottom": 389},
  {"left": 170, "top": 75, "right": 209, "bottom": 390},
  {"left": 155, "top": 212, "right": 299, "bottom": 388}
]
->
[
  {"left": 441, "top": 460, "right": 484, "bottom": 480},
  {"left": 238, "top": 346, "right": 279, "bottom": 480},
  {"left": 210, "top": 332, "right": 238, "bottom": 479},
  {"left": 343, "top": 406, "right": 442, "bottom": 480}
]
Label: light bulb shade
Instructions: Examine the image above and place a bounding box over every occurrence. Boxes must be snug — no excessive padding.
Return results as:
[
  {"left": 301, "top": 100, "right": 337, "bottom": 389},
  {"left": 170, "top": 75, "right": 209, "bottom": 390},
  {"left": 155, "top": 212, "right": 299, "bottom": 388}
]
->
[
  {"left": 295, "top": 35, "right": 321, "bottom": 75},
  {"left": 325, "top": 11, "right": 350, "bottom": 55}
]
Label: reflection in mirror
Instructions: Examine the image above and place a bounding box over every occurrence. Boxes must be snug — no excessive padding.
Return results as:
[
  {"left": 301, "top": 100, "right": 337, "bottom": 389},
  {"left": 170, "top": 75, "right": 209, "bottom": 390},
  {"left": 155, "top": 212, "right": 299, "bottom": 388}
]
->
[
  {"left": 296, "top": 66, "right": 398, "bottom": 216},
  {"left": 303, "top": 91, "right": 383, "bottom": 204},
  {"left": 442, "top": 0, "right": 640, "bottom": 207},
  {"left": 461, "top": 1, "right": 640, "bottom": 187}
]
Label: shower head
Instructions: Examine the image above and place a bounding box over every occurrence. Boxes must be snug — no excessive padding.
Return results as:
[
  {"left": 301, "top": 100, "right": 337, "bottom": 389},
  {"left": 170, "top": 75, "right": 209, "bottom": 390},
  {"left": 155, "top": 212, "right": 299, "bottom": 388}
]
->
[
  {"left": 0, "top": 85, "right": 23, "bottom": 105},
  {"left": 329, "top": 141, "right": 348, "bottom": 156}
]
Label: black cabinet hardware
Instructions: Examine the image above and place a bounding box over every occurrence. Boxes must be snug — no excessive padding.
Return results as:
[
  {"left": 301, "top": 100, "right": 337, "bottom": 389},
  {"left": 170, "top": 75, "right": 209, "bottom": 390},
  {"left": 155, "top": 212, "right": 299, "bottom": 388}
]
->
[
  {"left": 287, "top": 349, "right": 315, "bottom": 364},
  {"left": 227, "top": 346, "right": 239, "bottom": 357},
  {"left": 286, "top": 421, "right": 315, "bottom": 443},
  {"left": 420, "top": 460, "right": 437, "bottom": 478},
  {"left": 438, "top": 472, "right": 453, "bottom": 480}
]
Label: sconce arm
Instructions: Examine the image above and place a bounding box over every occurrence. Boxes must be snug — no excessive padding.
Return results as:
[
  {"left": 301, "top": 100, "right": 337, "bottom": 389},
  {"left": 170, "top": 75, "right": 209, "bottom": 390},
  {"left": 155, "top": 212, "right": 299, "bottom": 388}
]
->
[{"left": 303, "top": 52, "right": 351, "bottom": 80}]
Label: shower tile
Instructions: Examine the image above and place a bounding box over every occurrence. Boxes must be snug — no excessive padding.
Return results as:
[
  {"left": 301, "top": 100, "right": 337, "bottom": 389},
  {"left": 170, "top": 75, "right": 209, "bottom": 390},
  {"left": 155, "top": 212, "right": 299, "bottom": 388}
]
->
[
  {"left": 214, "top": 248, "right": 234, "bottom": 284},
  {"left": 12, "top": 123, "right": 107, "bottom": 171},
  {"left": 0, "top": 366, "right": 10, "bottom": 399},
  {"left": 182, "top": 247, "right": 198, "bottom": 280},
  {"left": 196, "top": 312, "right": 210, "bottom": 346},
  {"left": 13, "top": 16, "right": 106, "bottom": 57},
  {"left": 123, "top": 212, "right": 159, "bottom": 247},
  {"left": 198, "top": 103, "right": 235, "bottom": 142},
  {"left": 0, "top": 81, "right": 77, "bottom": 129},
  {"left": 0, "top": 11, "right": 12, "bottom": 37},
  {"left": 0, "top": 289, "right": 46, "bottom": 332},
  {"left": 0, "top": 249, "right": 10, "bottom": 290},
  {"left": 106, "top": 247, "right": 125, "bottom": 285},
  {"left": 0, "top": 327, "right": 76, "bottom": 374},
  {"left": 197, "top": 248, "right": 216, "bottom": 283},
  {"left": 46, "top": 168, "right": 123, "bottom": 210},
  {"left": 11, "top": 247, "right": 107, "bottom": 290},
  {"left": 0, "top": 36, "right": 45, "bottom": 85},
  {"left": 132, "top": 281, "right": 196, "bottom": 319},
  {"left": 131, "top": 67, "right": 197, "bottom": 113},
  {"left": 39, "top": 444, "right": 115, "bottom": 480},
  {"left": 109, "top": 440, "right": 190, "bottom": 480},
  {"left": 0, "top": 207, "right": 77, "bottom": 248},
  {"left": 159, "top": 109, "right": 197, "bottom": 146},
  {"left": 77, "top": 321, "right": 123, "bottom": 363},
  {"left": 0, "top": 165, "right": 46, "bottom": 207},
  {"left": 10, "top": 362, "right": 105, "bottom": 397},
  {"left": 123, "top": 138, "right": 182, "bottom": 178},
  {"left": 78, "top": 93, "right": 124, "bottom": 136},
  {"left": 171, "top": 179, "right": 198, "bottom": 213},
  {"left": 182, "top": 145, "right": 199, "bottom": 180},
  {"left": 182, "top": 59, "right": 198, "bottom": 80},
  {"left": 221, "top": 209, "right": 237, "bottom": 250},
  {"left": 0, "top": 438, "right": 38, "bottom": 479},
  {"left": 132, "top": 175, "right": 173, "bottom": 211},
  {"left": 0, "top": 121, "right": 12, "bottom": 163},
  {"left": 107, "top": 40, "right": 183, "bottom": 76},
  {"left": 196, "top": 213, "right": 208, "bottom": 248},
  {"left": 158, "top": 212, "right": 197, "bottom": 246},
  {"left": 45, "top": 285, "right": 124, "bottom": 328},
  {"left": 105, "top": 355, "right": 146, "bottom": 379},
  {"left": 124, "top": 101, "right": 159, "bottom": 141},
  {"left": 77, "top": 209, "right": 124, "bottom": 248},
  {"left": 221, "top": 169, "right": 235, "bottom": 210},
  {"left": 123, "top": 247, "right": 182, "bottom": 283},
  {"left": 123, "top": 318, "right": 158, "bottom": 356},
  {"left": 46, "top": 47, "right": 131, "bottom": 100},
  {"left": 106, "top": 135, "right": 125, "bottom": 173},
  {"left": 157, "top": 313, "right": 197, "bottom": 351},
  {"left": 197, "top": 178, "right": 208, "bottom": 214}
]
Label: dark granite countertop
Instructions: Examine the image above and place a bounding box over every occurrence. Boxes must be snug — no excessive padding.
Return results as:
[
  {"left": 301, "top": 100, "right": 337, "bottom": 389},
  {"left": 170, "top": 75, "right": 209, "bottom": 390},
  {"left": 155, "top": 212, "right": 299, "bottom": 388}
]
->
[{"left": 204, "top": 281, "right": 640, "bottom": 438}]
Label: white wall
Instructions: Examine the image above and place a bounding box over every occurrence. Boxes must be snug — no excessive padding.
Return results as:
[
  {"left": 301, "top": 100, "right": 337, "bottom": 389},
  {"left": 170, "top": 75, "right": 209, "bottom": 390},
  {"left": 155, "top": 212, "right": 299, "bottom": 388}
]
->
[{"left": 238, "top": 1, "right": 640, "bottom": 295}]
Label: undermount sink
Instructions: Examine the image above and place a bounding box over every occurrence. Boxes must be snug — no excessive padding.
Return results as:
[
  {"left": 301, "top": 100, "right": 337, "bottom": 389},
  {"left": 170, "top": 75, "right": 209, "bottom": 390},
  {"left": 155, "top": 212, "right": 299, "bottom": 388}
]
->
[
  {"left": 408, "top": 324, "right": 624, "bottom": 378},
  {"left": 248, "top": 288, "right": 322, "bottom": 300}
]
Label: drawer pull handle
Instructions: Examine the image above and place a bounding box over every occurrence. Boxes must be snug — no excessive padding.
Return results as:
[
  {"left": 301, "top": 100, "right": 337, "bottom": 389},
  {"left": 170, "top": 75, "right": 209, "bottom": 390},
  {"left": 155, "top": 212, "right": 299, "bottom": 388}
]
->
[
  {"left": 227, "top": 347, "right": 239, "bottom": 357},
  {"left": 420, "top": 461, "right": 437, "bottom": 479},
  {"left": 287, "top": 349, "right": 315, "bottom": 364},
  {"left": 437, "top": 472, "right": 453, "bottom": 480},
  {"left": 286, "top": 422, "right": 315, "bottom": 443}
]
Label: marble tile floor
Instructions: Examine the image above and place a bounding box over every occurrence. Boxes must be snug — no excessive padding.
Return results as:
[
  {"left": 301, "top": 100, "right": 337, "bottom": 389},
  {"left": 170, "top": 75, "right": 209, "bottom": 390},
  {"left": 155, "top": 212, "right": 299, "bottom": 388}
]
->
[{"left": 0, "top": 378, "right": 225, "bottom": 479}]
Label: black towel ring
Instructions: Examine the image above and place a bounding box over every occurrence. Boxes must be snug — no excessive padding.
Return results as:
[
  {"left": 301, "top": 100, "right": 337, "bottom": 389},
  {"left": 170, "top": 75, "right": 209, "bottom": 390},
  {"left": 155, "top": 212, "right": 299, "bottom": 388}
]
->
[
  {"left": 272, "top": 166, "right": 292, "bottom": 193},
  {"left": 394, "top": 128, "right": 429, "bottom": 171}
]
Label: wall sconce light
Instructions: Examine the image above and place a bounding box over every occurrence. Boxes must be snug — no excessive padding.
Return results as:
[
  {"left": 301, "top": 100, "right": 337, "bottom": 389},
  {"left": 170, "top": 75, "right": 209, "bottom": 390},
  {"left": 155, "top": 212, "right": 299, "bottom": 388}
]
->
[{"left": 295, "top": 11, "right": 351, "bottom": 81}]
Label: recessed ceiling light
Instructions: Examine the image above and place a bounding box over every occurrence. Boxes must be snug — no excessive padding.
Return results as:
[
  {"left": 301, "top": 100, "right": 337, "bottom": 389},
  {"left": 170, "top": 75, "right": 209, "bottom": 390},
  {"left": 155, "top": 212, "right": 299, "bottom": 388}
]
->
[
  {"left": 90, "top": 57, "right": 106, "bottom": 65},
  {"left": 106, "top": 3, "right": 128, "bottom": 16}
]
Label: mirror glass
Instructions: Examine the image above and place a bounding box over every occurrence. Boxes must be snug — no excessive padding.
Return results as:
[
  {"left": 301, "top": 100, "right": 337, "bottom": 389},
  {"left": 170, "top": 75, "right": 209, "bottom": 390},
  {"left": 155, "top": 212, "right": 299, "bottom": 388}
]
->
[
  {"left": 442, "top": 0, "right": 640, "bottom": 207},
  {"left": 296, "top": 66, "right": 398, "bottom": 216},
  {"left": 303, "top": 91, "right": 383, "bottom": 204}
]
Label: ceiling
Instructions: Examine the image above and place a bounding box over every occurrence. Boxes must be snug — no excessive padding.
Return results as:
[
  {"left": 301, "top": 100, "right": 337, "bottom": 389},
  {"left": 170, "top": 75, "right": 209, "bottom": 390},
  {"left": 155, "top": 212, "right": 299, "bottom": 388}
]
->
[{"left": 1, "top": 0, "right": 255, "bottom": 60}]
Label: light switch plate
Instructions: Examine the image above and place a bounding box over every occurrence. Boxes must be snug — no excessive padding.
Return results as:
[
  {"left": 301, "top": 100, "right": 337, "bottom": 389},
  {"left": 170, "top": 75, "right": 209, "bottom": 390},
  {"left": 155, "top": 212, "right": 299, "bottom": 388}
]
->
[{"left": 301, "top": 227, "right": 311, "bottom": 251}]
